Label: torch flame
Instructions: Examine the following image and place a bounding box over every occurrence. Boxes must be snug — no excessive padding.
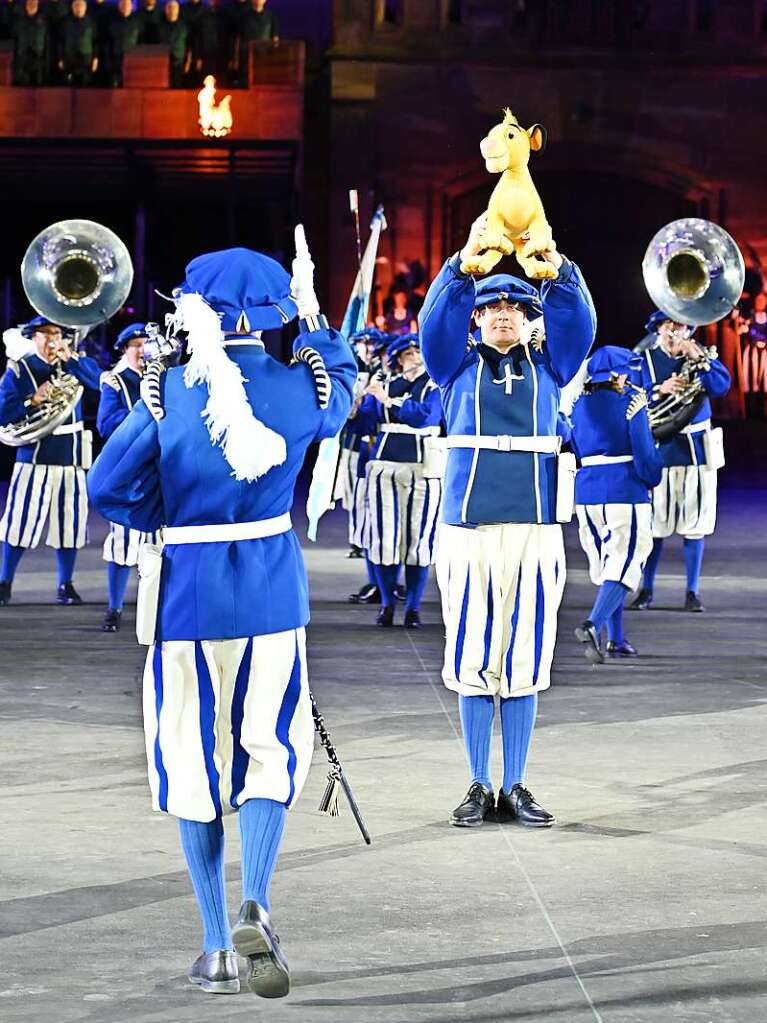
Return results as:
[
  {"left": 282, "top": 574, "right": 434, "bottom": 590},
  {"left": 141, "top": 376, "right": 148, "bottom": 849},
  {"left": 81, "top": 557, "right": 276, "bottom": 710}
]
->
[{"left": 198, "top": 75, "right": 233, "bottom": 139}]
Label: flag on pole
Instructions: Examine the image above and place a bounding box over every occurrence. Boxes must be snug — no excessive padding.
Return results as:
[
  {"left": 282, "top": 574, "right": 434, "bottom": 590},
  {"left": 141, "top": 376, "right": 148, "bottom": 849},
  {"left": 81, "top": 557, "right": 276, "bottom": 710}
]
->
[{"left": 306, "top": 203, "right": 387, "bottom": 541}]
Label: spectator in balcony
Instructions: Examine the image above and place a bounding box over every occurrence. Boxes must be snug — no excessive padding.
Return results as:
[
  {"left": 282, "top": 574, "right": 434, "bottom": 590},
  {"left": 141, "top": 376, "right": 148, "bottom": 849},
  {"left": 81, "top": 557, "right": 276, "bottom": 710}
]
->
[
  {"left": 159, "top": 0, "right": 189, "bottom": 86},
  {"left": 88, "top": 0, "right": 112, "bottom": 83},
  {"left": 377, "top": 283, "right": 417, "bottom": 336},
  {"left": 108, "top": 0, "right": 139, "bottom": 86},
  {"left": 182, "top": 0, "right": 203, "bottom": 75},
  {"left": 196, "top": 0, "right": 224, "bottom": 82},
  {"left": 137, "top": 0, "right": 162, "bottom": 43},
  {"left": 43, "top": 0, "right": 66, "bottom": 79},
  {"left": 59, "top": 0, "right": 97, "bottom": 84},
  {"left": 230, "top": 0, "right": 278, "bottom": 87},
  {"left": 12, "top": 0, "right": 48, "bottom": 85},
  {"left": 0, "top": 0, "right": 20, "bottom": 42}
]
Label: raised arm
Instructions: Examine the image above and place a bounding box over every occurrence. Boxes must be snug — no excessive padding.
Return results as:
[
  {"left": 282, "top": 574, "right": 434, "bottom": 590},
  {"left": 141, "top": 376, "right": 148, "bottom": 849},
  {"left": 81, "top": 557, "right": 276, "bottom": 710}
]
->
[
  {"left": 539, "top": 257, "right": 597, "bottom": 387},
  {"left": 87, "top": 400, "right": 164, "bottom": 533},
  {"left": 396, "top": 382, "right": 443, "bottom": 428},
  {"left": 699, "top": 356, "right": 731, "bottom": 399},
  {"left": 292, "top": 318, "right": 356, "bottom": 442},
  {"left": 66, "top": 352, "right": 104, "bottom": 392},
  {"left": 96, "top": 381, "right": 128, "bottom": 440},
  {"left": 419, "top": 256, "right": 478, "bottom": 387}
]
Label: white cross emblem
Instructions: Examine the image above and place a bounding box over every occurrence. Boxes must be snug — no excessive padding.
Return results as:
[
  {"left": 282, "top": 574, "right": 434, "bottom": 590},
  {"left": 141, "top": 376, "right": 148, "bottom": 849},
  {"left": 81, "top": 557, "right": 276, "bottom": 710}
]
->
[{"left": 492, "top": 363, "right": 525, "bottom": 395}]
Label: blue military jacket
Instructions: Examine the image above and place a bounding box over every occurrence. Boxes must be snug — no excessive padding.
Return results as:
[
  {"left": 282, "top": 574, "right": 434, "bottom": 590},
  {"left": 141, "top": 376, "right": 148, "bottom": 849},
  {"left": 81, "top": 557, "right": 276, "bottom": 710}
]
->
[
  {"left": 96, "top": 366, "right": 142, "bottom": 440},
  {"left": 571, "top": 388, "right": 663, "bottom": 505},
  {"left": 420, "top": 254, "right": 596, "bottom": 525},
  {"left": 88, "top": 325, "right": 356, "bottom": 641},
  {"left": 639, "top": 345, "right": 730, "bottom": 467},
  {"left": 0, "top": 351, "right": 102, "bottom": 466},
  {"left": 355, "top": 370, "right": 442, "bottom": 464}
]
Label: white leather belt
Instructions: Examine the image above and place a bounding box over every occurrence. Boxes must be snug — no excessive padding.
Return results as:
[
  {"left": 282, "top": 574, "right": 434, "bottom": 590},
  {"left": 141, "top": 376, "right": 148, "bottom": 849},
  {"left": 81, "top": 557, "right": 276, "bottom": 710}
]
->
[
  {"left": 446, "top": 434, "right": 560, "bottom": 453},
  {"left": 380, "top": 424, "right": 440, "bottom": 437},
  {"left": 681, "top": 419, "right": 710, "bottom": 435},
  {"left": 52, "top": 422, "right": 84, "bottom": 436},
  {"left": 163, "top": 513, "right": 292, "bottom": 545},
  {"left": 580, "top": 454, "right": 633, "bottom": 466}
]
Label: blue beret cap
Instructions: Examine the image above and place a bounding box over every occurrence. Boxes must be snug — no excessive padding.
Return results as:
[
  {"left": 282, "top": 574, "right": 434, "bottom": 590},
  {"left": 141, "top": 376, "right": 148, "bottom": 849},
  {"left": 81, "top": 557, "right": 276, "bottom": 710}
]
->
[
  {"left": 644, "top": 309, "right": 673, "bottom": 334},
  {"left": 176, "top": 247, "right": 298, "bottom": 332},
  {"left": 21, "top": 314, "right": 60, "bottom": 338},
  {"left": 114, "top": 322, "right": 148, "bottom": 350},
  {"left": 586, "top": 345, "right": 642, "bottom": 384},
  {"left": 387, "top": 332, "right": 419, "bottom": 364},
  {"left": 474, "top": 274, "right": 543, "bottom": 318},
  {"left": 349, "top": 326, "right": 386, "bottom": 345}
]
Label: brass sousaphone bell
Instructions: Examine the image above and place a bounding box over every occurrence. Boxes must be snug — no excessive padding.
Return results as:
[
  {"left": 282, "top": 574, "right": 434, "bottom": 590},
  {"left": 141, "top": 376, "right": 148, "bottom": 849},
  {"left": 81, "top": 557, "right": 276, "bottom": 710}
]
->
[
  {"left": 0, "top": 220, "right": 134, "bottom": 446},
  {"left": 641, "top": 218, "right": 745, "bottom": 440}
]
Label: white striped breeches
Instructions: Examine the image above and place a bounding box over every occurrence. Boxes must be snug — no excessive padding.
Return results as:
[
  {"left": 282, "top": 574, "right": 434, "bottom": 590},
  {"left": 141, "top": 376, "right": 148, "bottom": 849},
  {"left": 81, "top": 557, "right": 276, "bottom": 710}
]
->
[
  {"left": 0, "top": 463, "right": 88, "bottom": 549},
  {"left": 334, "top": 447, "right": 359, "bottom": 513},
  {"left": 576, "top": 503, "right": 653, "bottom": 592},
  {"left": 143, "top": 628, "right": 314, "bottom": 822},
  {"left": 366, "top": 460, "right": 441, "bottom": 567},
  {"left": 651, "top": 466, "right": 717, "bottom": 539},
  {"left": 103, "top": 522, "right": 160, "bottom": 567},
  {"left": 436, "top": 522, "right": 566, "bottom": 699}
]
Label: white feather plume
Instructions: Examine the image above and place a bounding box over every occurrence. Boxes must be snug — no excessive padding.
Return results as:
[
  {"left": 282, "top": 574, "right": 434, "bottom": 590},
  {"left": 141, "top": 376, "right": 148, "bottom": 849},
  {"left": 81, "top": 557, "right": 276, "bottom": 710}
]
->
[
  {"left": 3, "top": 328, "right": 33, "bottom": 362},
  {"left": 178, "top": 292, "right": 286, "bottom": 481},
  {"left": 559, "top": 357, "right": 590, "bottom": 416}
]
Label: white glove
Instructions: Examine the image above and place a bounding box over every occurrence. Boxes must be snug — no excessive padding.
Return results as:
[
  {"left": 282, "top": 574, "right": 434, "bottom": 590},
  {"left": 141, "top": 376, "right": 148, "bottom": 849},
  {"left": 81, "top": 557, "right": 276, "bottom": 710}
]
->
[
  {"left": 290, "top": 224, "right": 320, "bottom": 319},
  {"left": 3, "top": 327, "right": 33, "bottom": 362}
]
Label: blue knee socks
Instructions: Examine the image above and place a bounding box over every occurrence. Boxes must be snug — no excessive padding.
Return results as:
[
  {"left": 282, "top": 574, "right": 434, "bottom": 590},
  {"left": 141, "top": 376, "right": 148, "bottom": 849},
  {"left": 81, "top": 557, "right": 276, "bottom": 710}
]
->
[
  {"left": 683, "top": 538, "right": 705, "bottom": 593},
  {"left": 107, "top": 562, "right": 131, "bottom": 611},
  {"left": 1, "top": 542, "right": 25, "bottom": 583},
  {"left": 606, "top": 603, "right": 625, "bottom": 644},
  {"left": 55, "top": 548, "right": 77, "bottom": 585},
  {"left": 589, "top": 580, "right": 629, "bottom": 633},
  {"left": 500, "top": 694, "right": 538, "bottom": 793},
  {"left": 458, "top": 694, "right": 495, "bottom": 789},
  {"left": 239, "top": 797, "right": 286, "bottom": 913},
  {"left": 404, "top": 565, "right": 429, "bottom": 612},
  {"left": 364, "top": 556, "right": 376, "bottom": 586},
  {"left": 642, "top": 538, "right": 664, "bottom": 592},
  {"left": 373, "top": 564, "right": 399, "bottom": 607},
  {"left": 178, "top": 818, "right": 232, "bottom": 953}
]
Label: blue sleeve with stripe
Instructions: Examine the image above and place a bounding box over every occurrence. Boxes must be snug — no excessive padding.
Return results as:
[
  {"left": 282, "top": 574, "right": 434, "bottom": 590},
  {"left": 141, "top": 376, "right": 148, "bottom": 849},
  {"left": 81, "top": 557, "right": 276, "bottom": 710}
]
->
[{"left": 539, "top": 258, "right": 597, "bottom": 388}]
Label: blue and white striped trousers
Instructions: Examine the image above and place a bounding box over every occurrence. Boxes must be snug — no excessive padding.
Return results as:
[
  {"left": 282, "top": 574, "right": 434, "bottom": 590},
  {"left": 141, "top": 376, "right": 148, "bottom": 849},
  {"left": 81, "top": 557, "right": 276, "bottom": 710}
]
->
[
  {"left": 142, "top": 628, "right": 314, "bottom": 822},
  {"left": 0, "top": 463, "right": 88, "bottom": 549},
  {"left": 576, "top": 503, "right": 653, "bottom": 592},
  {"left": 436, "top": 522, "right": 566, "bottom": 699},
  {"left": 365, "top": 460, "right": 442, "bottom": 567},
  {"left": 103, "top": 522, "right": 160, "bottom": 567},
  {"left": 651, "top": 466, "right": 717, "bottom": 540}
]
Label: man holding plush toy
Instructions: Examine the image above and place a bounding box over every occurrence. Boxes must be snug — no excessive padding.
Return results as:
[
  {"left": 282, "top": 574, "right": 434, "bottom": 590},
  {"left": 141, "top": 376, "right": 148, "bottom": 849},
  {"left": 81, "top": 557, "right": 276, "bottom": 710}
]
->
[{"left": 419, "top": 110, "right": 597, "bottom": 829}]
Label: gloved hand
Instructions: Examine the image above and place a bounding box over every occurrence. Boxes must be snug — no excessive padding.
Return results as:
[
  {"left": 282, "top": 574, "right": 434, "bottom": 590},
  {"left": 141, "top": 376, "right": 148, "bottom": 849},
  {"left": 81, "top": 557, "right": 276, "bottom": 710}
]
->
[{"left": 290, "top": 224, "right": 321, "bottom": 319}]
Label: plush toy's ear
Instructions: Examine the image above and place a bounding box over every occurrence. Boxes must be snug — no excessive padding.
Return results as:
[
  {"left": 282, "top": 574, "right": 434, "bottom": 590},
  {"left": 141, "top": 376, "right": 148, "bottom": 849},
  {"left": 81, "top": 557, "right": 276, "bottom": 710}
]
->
[{"left": 528, "top": 124, "right": 547, "bottom": 153}]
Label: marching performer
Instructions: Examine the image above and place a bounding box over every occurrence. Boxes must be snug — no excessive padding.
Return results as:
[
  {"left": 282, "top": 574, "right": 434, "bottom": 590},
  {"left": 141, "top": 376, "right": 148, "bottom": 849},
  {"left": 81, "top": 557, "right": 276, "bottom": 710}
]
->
[
  {"left": 96, "top": 323, "right": 160, "bottom": 632},
  {"left": 631, "top": 311, "right": 731, "bottom": 612},
  {"left": 420, "top": 212, "right": 596, "bottom": 828},
  {"left": 0, "top": 315, "right": 103, "bottom": 605},
  {"left": 570, "top": 347, "right": 663, "bottom": 663},
  {"left": 88, "top": 236, "right": 356, "bottom": 998},
  {"left": 359, "top": 332, "right": 443, "bottom": 628}
]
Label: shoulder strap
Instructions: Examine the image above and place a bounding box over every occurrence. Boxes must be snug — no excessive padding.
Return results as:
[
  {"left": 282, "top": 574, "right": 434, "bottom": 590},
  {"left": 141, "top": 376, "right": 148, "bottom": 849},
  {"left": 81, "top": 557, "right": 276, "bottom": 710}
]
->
[
  {"left": 140, "top": 361, "right": 167, "bottom": 421},
  {"left": 294, "top": 346, "right": 331, "bottom": 410}
]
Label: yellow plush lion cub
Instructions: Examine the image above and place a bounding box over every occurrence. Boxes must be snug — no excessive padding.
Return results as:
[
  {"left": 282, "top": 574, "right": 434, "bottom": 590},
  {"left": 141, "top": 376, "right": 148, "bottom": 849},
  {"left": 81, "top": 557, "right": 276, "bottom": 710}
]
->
[{"left": 461, "top": 109, "right": 556, "bottom": 280}]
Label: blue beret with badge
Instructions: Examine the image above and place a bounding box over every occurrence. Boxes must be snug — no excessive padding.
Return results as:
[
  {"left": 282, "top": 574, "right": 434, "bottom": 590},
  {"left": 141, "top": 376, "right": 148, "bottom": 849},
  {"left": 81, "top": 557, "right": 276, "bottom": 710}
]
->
[
  {"left": 114, "top": 322, "right": 148, "bottom": 350},
  {"left": 386, "top": 331, "right": 419, "bottom": 366},
  {"left": 175, "top": 247, "right": 298, "bottom": 332},
  {"left": 21, "top": 314, "right": 62, "bottom": 338},
  {"left": 473, "top": 274, "right": 543, "bottom": 318},
  {"left": 586, "top": 345, "right": 642, "bottom": 384}
]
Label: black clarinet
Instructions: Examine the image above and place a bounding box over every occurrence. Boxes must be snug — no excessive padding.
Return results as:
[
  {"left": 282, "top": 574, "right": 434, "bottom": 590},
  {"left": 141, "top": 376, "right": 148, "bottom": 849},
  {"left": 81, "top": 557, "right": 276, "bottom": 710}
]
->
[{"left": 311, "top": 691, "right": 371, "bottom": 846}]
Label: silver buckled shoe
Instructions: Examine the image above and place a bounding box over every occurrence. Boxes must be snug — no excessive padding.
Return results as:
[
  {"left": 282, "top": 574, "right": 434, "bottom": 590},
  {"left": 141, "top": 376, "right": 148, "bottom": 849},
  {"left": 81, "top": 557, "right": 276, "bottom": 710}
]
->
[
  {"left": 188, "top": 950, "right": 240, "bottom": 994},
  {"left": 232, "top": 900, "right": 290, "bottom": 999}
]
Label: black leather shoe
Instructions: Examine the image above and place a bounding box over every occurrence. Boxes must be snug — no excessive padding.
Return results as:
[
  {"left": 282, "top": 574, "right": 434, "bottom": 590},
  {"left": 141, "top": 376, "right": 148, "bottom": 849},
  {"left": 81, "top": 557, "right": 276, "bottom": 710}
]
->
[
  {"left": 393, "top": 583, "right": 406, "bottom": 602},
  {"left": 57, "top": 582, "right": 82, "bottom": 605},
  {"left": 403, "top": 609, "right": 422, "bottom": 629},
  {"left": 496, "top": 785, "right": 555, "bottom": 828},
  {"left": 684, "top": 590, "right": 705, "bottom": 612},
  {"left": 450, "top": 782, "right": 494, "bottom": 827},
  {"left": 630, "top": 587, "right": 653, "bottom": 610},
  {"left": 348, "top": 583, "right": 380, "bottom": 604},
  {"left": 574, "top": 620, "right": 604, "bottom": 664},
  {"left": 232, "top": 901, "right": 290, "bottom": 999},
  {"left": 376, "top": 604, "right": 394, "bottom": 627},
  {"left": 347, "top": 545, "right": 364, "bottom": 559},
  {"left": 0, "top": 581, "right": 11, "bottom": 606},
  {"left": 606, "top": 639, "right": 638, "bottom": 657},
  {"left": 101, "top": 607, "right": 122, "bottom": 633},
  {"left": 188, "top": 950, "right": 240, "bottom": 994}
]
